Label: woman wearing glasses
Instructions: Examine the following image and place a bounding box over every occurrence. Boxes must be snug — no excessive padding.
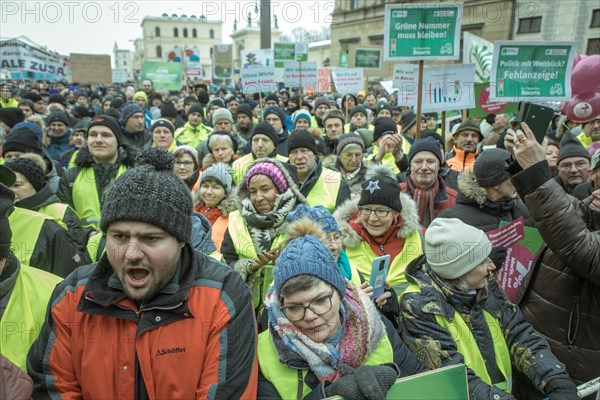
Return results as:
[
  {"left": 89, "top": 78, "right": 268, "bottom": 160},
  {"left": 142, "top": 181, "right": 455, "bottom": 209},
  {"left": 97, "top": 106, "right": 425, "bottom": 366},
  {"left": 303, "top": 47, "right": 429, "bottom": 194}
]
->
[
  {"left": 172, "top": 145, "right": 200, "bottom": 190},
  {"left": 334, "top": 165, "right": 424, "bottom": 296},
  {"left": 256, "top": 232, "right": 426, "bottom": 399}
]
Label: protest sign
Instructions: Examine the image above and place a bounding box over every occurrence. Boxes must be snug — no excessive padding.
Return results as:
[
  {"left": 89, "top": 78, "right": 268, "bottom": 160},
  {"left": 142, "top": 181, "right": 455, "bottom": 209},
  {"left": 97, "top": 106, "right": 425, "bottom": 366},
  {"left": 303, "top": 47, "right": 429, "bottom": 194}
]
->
[
  {"left": 490, "top": 41, "right": 576, "bottom": 101},
  {"left": 274, "top": 42, "right": 296, "bottom": 68},
  {"left": 393, "top": 64, "right": 418, "bottom": 105},
  {"left": 70, "top": 53, "right": 111, "bottom": 83},
  {"left": 112, "top": 68, "right": 129, "bottom": 83},
  {"left": 241, "top": 49, "right": 273, "bottom": 68},
  {"left": 331, "top": 68, "right": 364, "bottom": 93},
  {"left": 383, "top": 3, "right": 462, "bottom": 61},
  {"left": 416, "top": 64, "right": 475, "bottom": 113},
  {"left": 469, "top": 82, "right": 518, "bottom": 118},
  {"left": 486, "top": 217, "right": 544, "bottom": 302},
  {"left": 0, "top": 37, "right": 69, "bottom": 81},
  {"left": 283, "top": 62, "right": 318, "bottom": 88},
  {"left": 355, "top": 48, "right": 382, "bottom": 69},
  {"left": 213, "top": 45, "right": 233, "bottom": 80},
  {"left": 305, "top": 68, "right": 331, "bottom": 92},
  {"left": 463, "top": 32, "right": 494, "bottom": 83},
  {"left": 240, "top": 66, "right": 276, "bottom": 94},
  {"left": 141, "top": 61, "right": 183, "bottom": 91}
]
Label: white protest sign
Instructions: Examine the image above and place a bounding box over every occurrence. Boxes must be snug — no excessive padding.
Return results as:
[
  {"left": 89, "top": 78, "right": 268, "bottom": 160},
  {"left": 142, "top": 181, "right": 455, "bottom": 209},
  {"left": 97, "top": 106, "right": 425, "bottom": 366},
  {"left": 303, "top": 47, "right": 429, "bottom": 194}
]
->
[
  {"left": 393, "top": 64, "right": 417, "bottom": 105},
  {"left": 240, "top": 66, "right": 276, "bottom": 94},
  {"left": 331, "top": 68, "right": 364, "bottom": 93},
  {"left": 415, "top": 64, "right": 476, "bottom": 112},
  {"left": 283, "top": 61, "right": 318, "bottom": 88},
  {"left": 241, "top": 49, "right": 274, "bottom": 68}
]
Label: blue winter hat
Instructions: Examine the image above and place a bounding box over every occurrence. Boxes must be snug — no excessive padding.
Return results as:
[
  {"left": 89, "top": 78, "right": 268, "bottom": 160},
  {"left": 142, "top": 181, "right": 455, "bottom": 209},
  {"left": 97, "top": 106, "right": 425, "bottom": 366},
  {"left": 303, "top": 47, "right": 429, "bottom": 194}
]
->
[
  {"left": 120, "top": 103, "right": 145, "bottom": 125},
  {"left": 274, "top": 235, "right": 346, "bottom": 298},
  {"left": 286, "top": 205, "right": 340, "bottom": 234},
  {"left": 11, "top": 122, "right": 43, "bottom": 142}
]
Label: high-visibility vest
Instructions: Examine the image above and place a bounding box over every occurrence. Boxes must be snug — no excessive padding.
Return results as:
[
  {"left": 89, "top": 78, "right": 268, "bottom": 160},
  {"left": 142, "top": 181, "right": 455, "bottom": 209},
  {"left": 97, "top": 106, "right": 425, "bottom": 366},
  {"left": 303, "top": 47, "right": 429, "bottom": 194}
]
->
[
  {"left": 367, "top": 145, "right": 400, "bottom": 174},
  {"left": 38, "top": 202, "right": 69, "bottom": 223},
  {"left": 227, "top": 211, "right": 284, "bottom": 309},
  {"left": 72, "top": 164, "right": 127, "bottom": 227},
  {"left": 231, "top": 153, "right": 289, "bottom": 185},
  {"left": 304, "top": 168, "right": 342, "bottom": 213},
  {"left": 401, "top": 284, "right": 512, "bottom": 393},
  {"left": 257, "top": 330, "right": 393, "bottom": 399}
]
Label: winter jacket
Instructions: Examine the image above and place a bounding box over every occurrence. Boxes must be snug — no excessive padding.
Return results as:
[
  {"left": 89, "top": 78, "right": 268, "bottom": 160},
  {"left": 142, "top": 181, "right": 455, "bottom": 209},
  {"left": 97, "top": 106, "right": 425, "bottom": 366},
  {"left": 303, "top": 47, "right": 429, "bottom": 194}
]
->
[
  {"left": 47, "top": 129, "right": 73, "bottom": 162},
  {"left": 572, "top": 179, "right": 595, "bottom": 200},
  {"left": 190, "top": 211, "right": 218, "bottom": 256},
  {"left": 195, "top": 193, "right": 237, "bottom": 255},
  {"left": 511, "top": 160, "right": 600, "bottom": 385},
  {"left": 400, "top": 258, "right": 576, "bottom": 400},
  {"left": 297, "top": 158, "right": 352, "bottom": 213},
  {"left": 121, "top": 127, "right": 151, "bottom": 150},
  {"left": 27, "top": 245, "right": 258, "bottom": 399},
  {"left": 0, "top": 255, "right": 62, "bottom": 372},
  {"left": 437, "top": 170, "right": 534, "bottom": 232},
  {"left": 0, "top": 354, "right": 33, "bottom": 400},
  {"left": 174, "top": 121, "right": 213, "bottom": 149},
  {"left": 445, "top": 145, "right": 479, "bottom": 173}
]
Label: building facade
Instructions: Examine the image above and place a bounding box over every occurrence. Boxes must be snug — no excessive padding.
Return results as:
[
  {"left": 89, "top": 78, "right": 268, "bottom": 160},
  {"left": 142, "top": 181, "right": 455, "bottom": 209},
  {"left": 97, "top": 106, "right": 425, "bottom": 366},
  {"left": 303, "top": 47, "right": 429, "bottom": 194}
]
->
[
  {"left": 112, "top": 42, "right": 133, "bottom": 81},
  {"left": 230, "top": 17, "right": 281, "bottom": 71}
]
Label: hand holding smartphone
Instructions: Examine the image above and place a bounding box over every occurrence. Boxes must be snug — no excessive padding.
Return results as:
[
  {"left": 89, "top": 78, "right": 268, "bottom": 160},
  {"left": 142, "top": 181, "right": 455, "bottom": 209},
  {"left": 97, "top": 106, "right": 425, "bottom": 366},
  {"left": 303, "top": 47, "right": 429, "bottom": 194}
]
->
[
  {"left": 513, "top": 102, "right": 555, "bottom": 143},
  {"left": 370, "top": 255, "right": 390, "bottom": 299}
]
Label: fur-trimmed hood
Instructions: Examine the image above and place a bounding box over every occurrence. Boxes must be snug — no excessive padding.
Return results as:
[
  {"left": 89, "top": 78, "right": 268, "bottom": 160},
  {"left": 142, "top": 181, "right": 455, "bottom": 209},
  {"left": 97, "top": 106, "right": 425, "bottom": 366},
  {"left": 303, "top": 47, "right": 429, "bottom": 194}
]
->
[
  {"left": 73, "top": 144, "right": 138, "bottom": 168},
  {"left": 457, "top": 170, "right": 487, "bottom": 206}
]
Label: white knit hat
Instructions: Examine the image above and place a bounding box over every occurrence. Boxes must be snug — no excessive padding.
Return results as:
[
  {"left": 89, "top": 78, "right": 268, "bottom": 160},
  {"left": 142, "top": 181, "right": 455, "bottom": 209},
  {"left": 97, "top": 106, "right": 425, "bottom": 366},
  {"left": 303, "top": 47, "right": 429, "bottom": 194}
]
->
[{"left": 425, "top": 218, "right": 492, "bottom": 280}]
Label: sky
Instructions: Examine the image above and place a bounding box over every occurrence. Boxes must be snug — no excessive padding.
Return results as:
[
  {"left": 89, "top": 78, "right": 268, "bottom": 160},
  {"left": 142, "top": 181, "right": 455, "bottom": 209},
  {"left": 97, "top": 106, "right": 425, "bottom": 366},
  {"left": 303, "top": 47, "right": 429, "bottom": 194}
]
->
[{"left": 1, "top": 0, "right": 333, "bottom": 55}]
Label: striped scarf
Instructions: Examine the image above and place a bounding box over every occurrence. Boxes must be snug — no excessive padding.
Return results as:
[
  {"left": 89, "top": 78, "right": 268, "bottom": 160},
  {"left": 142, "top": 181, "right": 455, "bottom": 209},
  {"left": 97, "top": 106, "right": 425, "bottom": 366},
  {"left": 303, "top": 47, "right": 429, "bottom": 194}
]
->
[
  {"left": 265, "top": 281, "right": 385, "bottom": 382},
  {"left": 407, "top": 176, "right": 440, "bottom": 228}
]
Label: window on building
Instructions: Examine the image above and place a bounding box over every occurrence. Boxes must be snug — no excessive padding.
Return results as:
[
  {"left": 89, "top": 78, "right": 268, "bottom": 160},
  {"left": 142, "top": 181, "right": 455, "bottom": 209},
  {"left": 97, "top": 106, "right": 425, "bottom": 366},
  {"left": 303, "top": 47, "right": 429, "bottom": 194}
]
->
[
  {"left": 174, "top": 28, "right": 179, "bottom": 37},
  {"left": 587, "top": 38, "right": 600, "bottom": 55},
  {"left": 518, "top": 17, "right": 542, "bottom": 33},
  {"left": 591, "top": 9, "right": 600, "bottom": 27},
  {"left": 183, "top": 28, "right": 188, "bottom": 37},
  {"left": 155, "top": 27, "right": 160, "bottom": 37},
  {"left": 353, "top": 0, "right": 360, "bottom": 9},
  {"left": 209, "top": 29, "right": 214, "bottom": 39},
  {"left": 156, "top": 45, "right": 162, "bottom": 58},
  {"left": 193, "top": 28, "right": 197, "bottom": 38}
]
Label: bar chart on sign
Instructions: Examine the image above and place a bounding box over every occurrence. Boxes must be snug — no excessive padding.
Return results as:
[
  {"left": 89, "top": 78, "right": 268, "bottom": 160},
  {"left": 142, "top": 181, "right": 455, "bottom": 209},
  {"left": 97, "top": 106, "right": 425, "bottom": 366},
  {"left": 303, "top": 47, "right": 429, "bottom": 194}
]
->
[
  {"left": 427, "top": 81, "right": 460, "bottom": 104},
  {"left": 416, "top": 64, "right": 475, "bottom": 113}
]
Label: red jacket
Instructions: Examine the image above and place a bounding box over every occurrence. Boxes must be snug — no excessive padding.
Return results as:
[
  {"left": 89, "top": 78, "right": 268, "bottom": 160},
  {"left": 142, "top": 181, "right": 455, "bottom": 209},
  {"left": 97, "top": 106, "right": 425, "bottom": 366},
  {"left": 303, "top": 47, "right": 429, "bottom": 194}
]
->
[{"left": 27, "top": 246, "right": 258, "bottom": 399}]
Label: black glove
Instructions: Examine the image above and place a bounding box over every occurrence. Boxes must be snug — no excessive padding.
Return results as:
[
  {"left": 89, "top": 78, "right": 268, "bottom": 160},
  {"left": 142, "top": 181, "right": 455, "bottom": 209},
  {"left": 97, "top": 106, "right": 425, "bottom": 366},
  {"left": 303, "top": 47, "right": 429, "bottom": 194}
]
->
[
  {"left": 354, "top": 364, "right": 399, "bottom": 400},
  {"left": 546, "top": 378, "right": 580, "bottom": 400},
  {"left": 324, "top": 366, "right": 364, "bottom": 399},
  {"left": 489, "top": 246, "right": 508, "bottom": 271}
]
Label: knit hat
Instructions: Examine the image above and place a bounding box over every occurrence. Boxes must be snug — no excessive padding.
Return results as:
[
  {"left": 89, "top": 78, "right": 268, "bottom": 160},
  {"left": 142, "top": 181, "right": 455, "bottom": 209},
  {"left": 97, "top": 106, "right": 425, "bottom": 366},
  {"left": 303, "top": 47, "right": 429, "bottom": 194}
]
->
[
  {"left": 264, "top": 93, "right": 279, "bottom": 104},
  {"left": 0, "top": 166, "right": 15, "bottom": 260},
  {"left": 236, "top": 103, "right": 253, "bottom": 120},
  {"left": 184, "top": 95, "right": 198, "bottom": 105},
  {"left": 293, "top": 110, "right": 311, "bottom": 126},
  {"left": 558, "top": 130, "right": 591, "bottom": 164},
  {"left": 120, "top": 103, "right": 145, "bottom": 125},
  {"left": 187, "top": 103, "right": 204, "bottom": 117},
  {"left": 5, "top": 157, "right": 46, "bottom": 191},
  {"left": 400, "top": 110, "right": 416, "bottom": 133},
  {"left": 88, "top": 116, "right": 124, "bottom": 146},
  {"left": 132, "top": 91, "right": 148, "bottom": 102},
  {"left": 208, "top": 131, "right": 239, "bottom": 153},
  {"left": 73, "top": 121, "right": 90, "bottom": 133},
  {"left": 349, "top": 106, "right": 367, "bottom": 119},
  {"left": 48, "top": 94, "right": 67, "bottom": 107},
  {"left": 12, "top": 122, "right": 43, "bottom": 142},
  {"left": 3, "top": 127, "right": 44, "bottom": 155},
  {"left": 22, "top": 92, "right": 42, "bottom": 103},
  {"left": 314, "top": 97, "right": 330, "bottom": 110},
  {"left": 0, "top": 108, "right": 25, "bottom": 129},
  {"left": 73, "top": 106, "right": 93, "bottom": 119},
  {"left": 453, "top": 119, "right": 484, "bottom": 141},
  {"left": 212, "top": 108, "right": 234, "bottom": 125},
  {"left": 376, "top": 102, "right": 393, "bottom": 117},
  {"left": 408, "top": 137, "right": 443, "bottom": 165},
  {"left": 263, "top": 106, "right": 285, "bottom": 125},
  {"left": 242, "top": 98, "right": 259, "bottom": 110},
  {"left": 251, "top": 121, "right": 279, "bottom": 147},
  {"left": 200, "top": 162, "right": 233, "bottom": 194},
  {"left": 160, "top": 102, "right": 178, "bottom": 119},
  {"left": 102, "top": 95, "right": 115, "bottom": 104},
  {"left": 425, "top": 218, "right": 492, "bottom": 280},
  {"left": 473, "top": 148, "right": 512, "bottom": 187},
  {"left": 173, "top": 145, "right": 199, "bottom": 169},
  {"left": 46, "top": 110, "right": 70, "bottom": 127},
  {"left": 112, "top": 98, "right": 125, "bottom": 110},
  {"left": 359, "top": 166, "right": 402, "bottom": 212},
  {"left": 207, "top": 98, "right": 225, "bottom": 110},
  {"left": 288, "top": 129, "right": 318, "bottom": 155},
  {"left": 336, "top": 133, "right": 365, "bottom": 155},
  {"left": 245, "top": 160, "right": 289, "bottom": 194},
  {"left": 286, "top": 204, "right": 340, "bottom": 233},
  {"left": 274, "top": 235, "right": 346, "bottom": 297},
  {"left": 150, "top": 118, "right": 175, "bottom": 134},
  {"left": 100, "top": 148, "right": 193, "bottom": 243},
  {"left": 373, "top": 117, "right": 398, "bottom": 142},
  {"left": 323, "top": 109, "right": 345, "bottom": 125}
]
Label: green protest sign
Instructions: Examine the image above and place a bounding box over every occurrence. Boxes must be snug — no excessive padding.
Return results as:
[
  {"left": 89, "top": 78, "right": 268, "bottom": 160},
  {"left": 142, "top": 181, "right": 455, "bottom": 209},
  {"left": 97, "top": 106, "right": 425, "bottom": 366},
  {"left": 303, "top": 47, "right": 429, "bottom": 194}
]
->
[
  {"left": 274, "top": 42, "right": 296, "bottom": 68},
  {"left": 339, "top": 50, "right": 349, "bottom": 68},
  {"left": 355, "top": 48, "right": 381, "bottom": 69},
  {"left": 383, "top": 3, "right": 462, "bottom": 61},
  {"left": 490, "top": 41, "right": 576, "bottom": 101},
  {"left": 141, "top": 61, "right": 183, "bottom": 91},
  {"left": 470, "top": 82, "right": 518, "bottom": 118}
]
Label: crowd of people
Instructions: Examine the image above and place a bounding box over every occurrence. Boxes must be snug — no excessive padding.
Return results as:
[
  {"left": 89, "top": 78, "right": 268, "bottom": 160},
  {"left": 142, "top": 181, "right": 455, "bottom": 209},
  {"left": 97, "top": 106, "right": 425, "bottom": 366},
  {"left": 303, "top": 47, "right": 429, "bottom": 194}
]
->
[{"left": 0, "top": 77, "right": 598, "bottom": 399}]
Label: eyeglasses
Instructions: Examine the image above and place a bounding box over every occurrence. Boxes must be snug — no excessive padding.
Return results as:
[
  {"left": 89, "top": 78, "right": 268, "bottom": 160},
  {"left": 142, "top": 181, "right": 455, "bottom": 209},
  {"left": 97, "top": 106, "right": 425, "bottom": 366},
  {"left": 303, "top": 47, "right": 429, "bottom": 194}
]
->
[
  {"left": 175, "top": 161, "right": 194, "bottom": 167},
  {"left": 411, "top": 159, "right": 439, "bottom": 168},
  {"left": 359, "top": 206, "right": 392, "bottom": 217},
  {"left": 558, "top": 161, "right": 589, "bottom": 171},
  {"left": 280, "top": 291, "right": 334, "bottom": 321},
  {"left": 327, "top": 233, "right": 345, "bottom": 244}
]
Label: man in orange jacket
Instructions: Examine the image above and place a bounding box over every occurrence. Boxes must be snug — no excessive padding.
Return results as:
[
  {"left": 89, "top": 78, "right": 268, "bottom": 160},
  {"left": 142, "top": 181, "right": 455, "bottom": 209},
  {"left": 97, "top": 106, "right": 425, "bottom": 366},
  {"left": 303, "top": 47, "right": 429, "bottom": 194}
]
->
[{"left": 446, "top": 119, "right": 483, "bottom": 173}]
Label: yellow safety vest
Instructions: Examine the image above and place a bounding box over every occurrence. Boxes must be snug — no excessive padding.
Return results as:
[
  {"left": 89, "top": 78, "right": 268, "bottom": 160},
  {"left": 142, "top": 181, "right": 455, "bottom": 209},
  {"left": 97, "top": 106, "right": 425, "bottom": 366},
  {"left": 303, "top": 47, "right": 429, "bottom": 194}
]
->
[
  {"left": 72, "top": 164, "right": 127, "bottom": 227},
  {"left": 8, "top": 207, "right": 67, "bottom": 267},
  {"left": 0, "top": 264, "right": 62, "bottom": 372},
  {"left": 367, "top": 145, "right": 400, "bottom": 174},
  {"left": 174, "top": 122, "right": 213, "bottom": 149},
  {"left": 68, "top": 149, "right": 80, "bottom": 169},
  {"left": 86, "top": 232, "right": 105, "bottom": 262},
  {"left": 38, "top": 202, "right": 70, "bottom": 223},
  {"left": 231, "top": 153, "right": 289, "bottom": 185},
  {"left": 227, "top": 211, "right": 284, "bottom": 309},
  {"left": 345, "top": 229, "right": 423, "bottom": 295},
  {"left": 402, "top": 284, "right": 512, "bottom": 393},
  {"left": 305, "top": 168, "right": 343, "bottom": 213},
  {"left": 258, "top": 330, "right": 393, "bottom": 399},
  {"left": 344, "top": 123, "right": 374, "bottom": 133}
]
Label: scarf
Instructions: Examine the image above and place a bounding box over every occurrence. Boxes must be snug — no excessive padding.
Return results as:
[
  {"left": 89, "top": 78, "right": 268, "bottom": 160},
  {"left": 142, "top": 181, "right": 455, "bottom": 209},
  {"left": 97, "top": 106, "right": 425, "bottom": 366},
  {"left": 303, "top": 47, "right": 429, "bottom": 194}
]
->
[
  {"left": 265, "top": 281, "right": 385, "bottom": 382},
  {"left": 338, "top": 158, "right": 363, "bottom": 184},
  {"left": 241, "top": 188, "right": 298, "bottom": 252},
  {"left": 407, "top": 176, "right": 440, "bottom": 228}
]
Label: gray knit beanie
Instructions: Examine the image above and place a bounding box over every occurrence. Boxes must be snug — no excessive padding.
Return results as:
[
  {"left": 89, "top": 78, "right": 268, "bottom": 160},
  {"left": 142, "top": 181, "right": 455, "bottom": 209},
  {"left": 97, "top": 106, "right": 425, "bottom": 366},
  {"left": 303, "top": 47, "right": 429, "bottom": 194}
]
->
[
  {"left": 473, "top": 148, "right": 512, "bottom": 188},
  {"left": 200, "top": 162, "right": 233, "bottom": 194},
  {"left": 100, "top": 148, "right": 193, "bottom": 243},
  {"left": 425, "top": 218, "right": 492, "bottom": 280}
]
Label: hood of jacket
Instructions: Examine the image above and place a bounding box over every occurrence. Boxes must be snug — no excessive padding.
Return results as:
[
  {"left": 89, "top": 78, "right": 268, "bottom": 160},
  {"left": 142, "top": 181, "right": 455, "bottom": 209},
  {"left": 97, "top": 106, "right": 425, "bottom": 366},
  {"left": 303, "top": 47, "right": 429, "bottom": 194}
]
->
[
  {"left": 14, "top": 183, "right": 59, "bottom": 211},
  {"left": 457, "top": 170, "right": 487, "bottom": 206},
  {"left": 73, "top": 144, "right": 138, "bottom": 169},
  {"left": 190, "top": 212, "right": 217, "bottom": 255}
]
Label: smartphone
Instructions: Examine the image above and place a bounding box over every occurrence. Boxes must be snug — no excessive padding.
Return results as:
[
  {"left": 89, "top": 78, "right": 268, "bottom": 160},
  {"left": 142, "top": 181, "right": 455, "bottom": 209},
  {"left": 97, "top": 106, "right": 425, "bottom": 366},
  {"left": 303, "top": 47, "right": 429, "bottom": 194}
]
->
[
  {"left": 370, "top": 255, "right": 390, "bottom": 299},
  {"left": 514, "top": 102, "right": 555, "bottom": 143}
]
